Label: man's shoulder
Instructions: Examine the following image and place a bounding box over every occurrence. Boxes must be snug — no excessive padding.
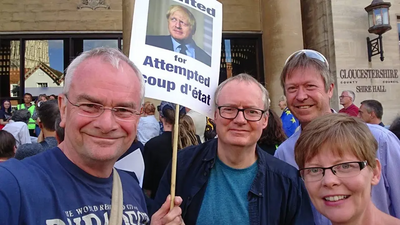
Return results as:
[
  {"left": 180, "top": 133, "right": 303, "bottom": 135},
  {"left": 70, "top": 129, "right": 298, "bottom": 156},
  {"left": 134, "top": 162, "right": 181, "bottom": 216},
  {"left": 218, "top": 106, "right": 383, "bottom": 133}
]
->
[
  {"left": 258, "top": 149, "right": 300, "bottom": 181},
  {"left": 367, "top": 123, "right": 399, "bottom": 141},
  {"left": 15, "top": 142, "right": 44, "bottom": 160}
]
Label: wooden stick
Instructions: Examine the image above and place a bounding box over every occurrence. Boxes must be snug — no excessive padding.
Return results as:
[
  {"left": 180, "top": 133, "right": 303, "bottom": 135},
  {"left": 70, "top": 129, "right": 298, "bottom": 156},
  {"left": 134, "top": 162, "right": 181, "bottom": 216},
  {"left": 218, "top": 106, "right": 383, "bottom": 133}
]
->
[{"left": 170, "top": 104, "right": 180, "bottom": 210}]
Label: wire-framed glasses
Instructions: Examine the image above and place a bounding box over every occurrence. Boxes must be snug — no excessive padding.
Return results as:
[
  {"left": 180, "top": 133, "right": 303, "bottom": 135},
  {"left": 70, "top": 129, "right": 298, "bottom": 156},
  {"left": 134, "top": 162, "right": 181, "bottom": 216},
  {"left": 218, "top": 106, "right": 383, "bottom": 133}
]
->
[
  {"left": 217, "top": 106, "right": 266, "bottom": 122},
  {"left": 64, "top": 95, "right": 142, "bottom": 121},
  {"left": 299, "top": 161, "right": 368, "bottom": 182}
]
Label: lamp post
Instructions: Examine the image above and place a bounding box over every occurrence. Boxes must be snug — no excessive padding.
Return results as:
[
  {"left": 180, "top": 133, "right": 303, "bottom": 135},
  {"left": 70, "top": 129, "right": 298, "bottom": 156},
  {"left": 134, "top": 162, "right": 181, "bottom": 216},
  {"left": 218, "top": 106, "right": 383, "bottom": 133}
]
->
[{"left": 365, "top": 0, "right": 391, "bottom": 62}]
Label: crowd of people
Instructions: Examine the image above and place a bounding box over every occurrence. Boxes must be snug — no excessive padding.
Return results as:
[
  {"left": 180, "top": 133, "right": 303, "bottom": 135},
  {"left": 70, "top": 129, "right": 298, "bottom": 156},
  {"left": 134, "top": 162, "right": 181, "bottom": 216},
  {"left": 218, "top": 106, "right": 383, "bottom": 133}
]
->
[{"left": 0, "top": 47, "right": 400, "bottom": 224}]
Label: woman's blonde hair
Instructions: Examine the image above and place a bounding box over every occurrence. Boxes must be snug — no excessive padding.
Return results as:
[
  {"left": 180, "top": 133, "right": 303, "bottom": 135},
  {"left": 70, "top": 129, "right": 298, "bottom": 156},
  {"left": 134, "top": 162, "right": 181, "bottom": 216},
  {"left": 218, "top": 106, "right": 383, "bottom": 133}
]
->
[{"left": 295, "top": 113, "right": 377, "bottom": 169}]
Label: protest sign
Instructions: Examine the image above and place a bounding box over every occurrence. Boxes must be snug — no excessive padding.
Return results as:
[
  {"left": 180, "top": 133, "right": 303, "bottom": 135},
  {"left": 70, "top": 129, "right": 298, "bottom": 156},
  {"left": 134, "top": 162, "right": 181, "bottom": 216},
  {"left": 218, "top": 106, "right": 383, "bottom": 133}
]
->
[{"left": 130, "top": 0, "right": 222, "bottom": 118}]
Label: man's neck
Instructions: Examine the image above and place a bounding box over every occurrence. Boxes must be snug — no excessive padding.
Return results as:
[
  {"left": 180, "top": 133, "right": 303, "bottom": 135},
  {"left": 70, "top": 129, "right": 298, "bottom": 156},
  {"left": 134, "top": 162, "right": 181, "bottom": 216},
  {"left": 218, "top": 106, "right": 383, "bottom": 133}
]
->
[
  {"left": 217, "top": 141, "right": 258, "bottom": 169},
  {"left": 163, "top": 123, "right": 173, "bottom": 132},
  {"left": 370, "top": 118, "right": 382, "bottom": 125},
  {"left": 24, "top": 103, "right": 32, "bottom": 108},
  {"left": 343, "top": 103, "right": 352, "bottom": 109},
  {"left": 42, "top": 129, "right": 56, "bottom": 139},
  {"left": 59, "top": 142, "right": 114, "bottom": 178}
]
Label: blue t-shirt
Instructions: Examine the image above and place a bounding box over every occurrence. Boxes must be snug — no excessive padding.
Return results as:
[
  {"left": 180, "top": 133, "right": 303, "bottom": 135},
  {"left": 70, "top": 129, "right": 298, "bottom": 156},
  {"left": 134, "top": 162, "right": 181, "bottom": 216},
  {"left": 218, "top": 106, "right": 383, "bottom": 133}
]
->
[
  {"left": 0, "top": 147, "right": 149, "bottom": 224},
  {"left": 196, "top": 157, "right": 258, "bottom": 225}
]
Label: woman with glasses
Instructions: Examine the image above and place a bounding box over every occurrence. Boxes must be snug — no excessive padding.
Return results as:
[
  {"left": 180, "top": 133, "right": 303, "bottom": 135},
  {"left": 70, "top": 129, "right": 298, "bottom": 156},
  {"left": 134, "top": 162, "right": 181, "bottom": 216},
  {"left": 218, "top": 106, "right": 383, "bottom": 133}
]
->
[{"left": 294, "top": 113, "right": 400, "bottom": 225}]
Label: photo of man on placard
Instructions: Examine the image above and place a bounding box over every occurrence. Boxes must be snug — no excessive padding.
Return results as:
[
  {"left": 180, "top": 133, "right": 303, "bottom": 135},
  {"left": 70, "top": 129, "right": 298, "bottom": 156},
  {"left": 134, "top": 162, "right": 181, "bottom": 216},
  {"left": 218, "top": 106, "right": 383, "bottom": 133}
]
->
[{"left": 146, "top": 5, "right": 212, "bottom": 66}]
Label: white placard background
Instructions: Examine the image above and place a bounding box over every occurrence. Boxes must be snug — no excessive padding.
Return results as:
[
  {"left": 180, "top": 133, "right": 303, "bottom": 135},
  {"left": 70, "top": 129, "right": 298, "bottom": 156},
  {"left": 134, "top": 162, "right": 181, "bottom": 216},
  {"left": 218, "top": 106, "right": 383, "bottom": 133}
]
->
[{"left": 130, "top": 0, "right": 222, "bottom": 118}]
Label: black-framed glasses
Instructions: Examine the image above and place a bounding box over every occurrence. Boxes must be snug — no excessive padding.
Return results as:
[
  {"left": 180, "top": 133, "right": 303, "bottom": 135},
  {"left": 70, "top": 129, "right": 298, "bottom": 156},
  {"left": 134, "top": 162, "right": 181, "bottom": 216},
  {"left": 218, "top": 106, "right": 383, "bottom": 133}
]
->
[
  {"left": 217, "top": 106, "right": 266, "bottom": 122},
  {"left": 64, "top": 95, "right": 142, "bottom": 121},
  {"left": 299, "top": 161, "right": 367, "bottom": 182},
  {"left": 284, "top": 49, "right": 329, "bottom": 69}
]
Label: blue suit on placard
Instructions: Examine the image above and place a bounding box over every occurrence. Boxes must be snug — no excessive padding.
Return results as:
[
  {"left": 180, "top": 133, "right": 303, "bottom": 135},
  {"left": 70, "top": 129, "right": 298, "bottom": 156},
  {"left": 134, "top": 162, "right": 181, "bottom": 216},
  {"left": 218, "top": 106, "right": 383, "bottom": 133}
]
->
[{"left": 145, "top": 35, "right": 211, "bottom": 66}]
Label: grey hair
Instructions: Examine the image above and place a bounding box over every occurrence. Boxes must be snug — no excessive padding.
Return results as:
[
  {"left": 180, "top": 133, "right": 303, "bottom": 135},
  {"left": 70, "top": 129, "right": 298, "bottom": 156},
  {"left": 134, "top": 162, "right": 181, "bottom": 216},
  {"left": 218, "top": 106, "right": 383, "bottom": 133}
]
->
[
  {"left": 214, "top": 73, "right": 270, "bottom": 111},
  {"left": 361, "top": 99, "right": 383, "bottom": 119},
  {"left": 12, "top": 109, "right": 31, "bottom": 124},
  {"left": 281, "top": 51, "right": 332, "bottom": 94},
  {"left": 343, "top": 90, "right": 355, "bottom": 101},
  {"left": 63, "top": 47, "right": 145, "bottom": 105}
]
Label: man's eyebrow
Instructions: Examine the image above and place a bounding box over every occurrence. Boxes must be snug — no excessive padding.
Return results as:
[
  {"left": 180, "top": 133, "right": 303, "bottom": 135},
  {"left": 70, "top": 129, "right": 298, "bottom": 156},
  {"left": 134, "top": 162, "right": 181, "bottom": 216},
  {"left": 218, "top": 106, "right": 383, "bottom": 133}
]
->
[
  {"left": 75, "top": 94, "right": 102, "bottom": 104},
  {"left": 115, "top": 102, "right": 137, "bottom": 109}
]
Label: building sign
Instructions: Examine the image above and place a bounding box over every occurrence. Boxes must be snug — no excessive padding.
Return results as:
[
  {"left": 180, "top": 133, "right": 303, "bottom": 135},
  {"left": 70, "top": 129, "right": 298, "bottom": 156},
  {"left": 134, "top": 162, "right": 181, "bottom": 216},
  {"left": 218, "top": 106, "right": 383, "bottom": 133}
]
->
[{"left": 339, "top": 69, "right": 399, "bottom": 93}]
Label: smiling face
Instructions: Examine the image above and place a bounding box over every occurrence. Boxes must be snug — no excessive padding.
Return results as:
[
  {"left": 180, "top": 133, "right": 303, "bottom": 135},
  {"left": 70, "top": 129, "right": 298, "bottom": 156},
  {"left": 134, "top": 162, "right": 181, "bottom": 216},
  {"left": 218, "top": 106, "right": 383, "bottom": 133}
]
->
[
  {"left": 168, "top": 10, "right": 193, "bottom": 42},
  {"left": 214, "top": 80, "right": 268, "bottom": 148},
  {"left": 284, "top": 66, "right": 333, "bottom": 127},
  {"left": 304, "top": 146, "right": 380, "bottom": 224},
  {"left": 59, "top": 57, "right": 142, "bottom": 170}
]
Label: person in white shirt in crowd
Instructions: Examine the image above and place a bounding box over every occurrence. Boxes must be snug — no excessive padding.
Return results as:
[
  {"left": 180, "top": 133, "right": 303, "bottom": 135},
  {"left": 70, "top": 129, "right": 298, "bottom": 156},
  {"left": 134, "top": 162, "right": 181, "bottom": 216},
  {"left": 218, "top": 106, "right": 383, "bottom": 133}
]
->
[
  {"left": 3, "top": 109, "right": 32, "bottom": 148},
  {"left": 137, "top": 101, "right": 160, "bottom": 145}
]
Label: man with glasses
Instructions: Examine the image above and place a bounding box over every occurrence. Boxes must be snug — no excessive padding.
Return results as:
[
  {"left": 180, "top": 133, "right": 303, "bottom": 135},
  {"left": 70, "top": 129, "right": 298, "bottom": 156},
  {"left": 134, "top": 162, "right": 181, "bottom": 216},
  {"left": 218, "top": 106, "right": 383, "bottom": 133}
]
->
[
  {"left": 153, "top": 73, "right": 314, "bottom": 224},
  {"left": 0, "top": 48, "right": 184, "bottom": 224},
  {"left": 274, "top": 49, "right": 400, "bottom": 224},
  {"left": 146, "top": 5, "right": 211, "bottom": 66},
  {"left": 338, "top": 90, "right": 358, "bottom": 117}
]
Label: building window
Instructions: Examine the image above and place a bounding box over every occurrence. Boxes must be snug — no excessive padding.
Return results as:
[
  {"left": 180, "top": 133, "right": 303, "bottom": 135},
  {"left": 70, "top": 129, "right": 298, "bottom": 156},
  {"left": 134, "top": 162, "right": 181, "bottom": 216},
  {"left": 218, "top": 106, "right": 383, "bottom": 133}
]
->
[
  {"left": 0, "top": 33, "right": 122, "bottom": 103},
  {"left": 37, "top": 83, "right": 48, "bottom": 87}
]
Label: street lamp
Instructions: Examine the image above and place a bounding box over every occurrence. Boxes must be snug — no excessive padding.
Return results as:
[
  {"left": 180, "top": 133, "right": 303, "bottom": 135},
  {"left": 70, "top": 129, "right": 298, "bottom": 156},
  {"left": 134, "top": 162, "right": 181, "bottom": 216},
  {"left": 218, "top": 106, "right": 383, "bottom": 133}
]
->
[{"left": 365, "top": 0, "right": 392, "bottom": 62}]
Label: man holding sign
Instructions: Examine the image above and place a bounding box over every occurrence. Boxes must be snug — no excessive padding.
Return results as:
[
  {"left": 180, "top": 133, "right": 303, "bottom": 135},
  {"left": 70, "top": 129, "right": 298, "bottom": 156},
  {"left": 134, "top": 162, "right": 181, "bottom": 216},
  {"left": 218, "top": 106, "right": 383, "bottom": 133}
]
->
[
  {"left": 146, "top": 5, "right": 211, "bottom": 66},
  {"left": 154, "top": 74, "right": 314, "bottom": 224},
  {"left": 0, "top": 48, "right": 184, "bottom": 225}
]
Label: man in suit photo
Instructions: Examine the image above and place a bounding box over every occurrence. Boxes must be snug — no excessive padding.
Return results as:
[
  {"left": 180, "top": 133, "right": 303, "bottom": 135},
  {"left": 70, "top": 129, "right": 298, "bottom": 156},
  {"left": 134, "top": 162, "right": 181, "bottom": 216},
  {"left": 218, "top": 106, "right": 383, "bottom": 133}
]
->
[{"left": 146, "top": 5, "right": 212, "bottom": 66}]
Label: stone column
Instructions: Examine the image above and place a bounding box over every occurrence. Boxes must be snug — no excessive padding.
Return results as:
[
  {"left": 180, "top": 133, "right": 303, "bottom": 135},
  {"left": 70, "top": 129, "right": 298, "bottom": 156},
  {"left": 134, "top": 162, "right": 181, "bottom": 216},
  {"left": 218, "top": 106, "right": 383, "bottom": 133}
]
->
[
  {"left": 122, "top": 0, "right": 135, "bottom": 57},
  {"left": 260, "top": 1, "right": 304, "bottom": 112}
]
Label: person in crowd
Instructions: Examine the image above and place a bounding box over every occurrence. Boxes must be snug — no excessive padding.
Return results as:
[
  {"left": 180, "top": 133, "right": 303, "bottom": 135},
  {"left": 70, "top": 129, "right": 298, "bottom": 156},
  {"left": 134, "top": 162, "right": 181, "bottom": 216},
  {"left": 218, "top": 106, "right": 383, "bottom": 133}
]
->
[
  {"left": 143, "top": 101, "right": 198, "bottom": 199},
  {"left": 0, "top": 130, "right": 16, "bottom": 162},
  {"left": 146, "top": 5, "right": 211, "bottom": 66},
  {"left": 0, "top": 100, "right": 13, "bottom": 130},
  {"left": 278, "top": 95, "right": 299, "bottom": 137},
  {"left": 258, "top": 109, "right": 287, "bottom": 155},
  {"left": 186, "top": 108, "right": 206, "bottom": 143},
  {"left": 204, "top": 117, "right": 217, "bottom": 141},
  {"left": 274, "top": 49, "right": 400, "bottom": 224},
  {"left": 33, "top": 93, "right": 48, "bottom": 136},
  {"left": 3, "top": 109, "right": 32, "bottom": 148},
  {"left": 153, "top": 73, "right": 314, "bottom": 224},
  {"left": 358, "top": 99, "right": 385, "bottom": 127},
  {"left": 137, "top": 101, "right": 160, "bottom": 145},
  {"left": 17, "top": 93, "right": 36, "bottom": 136},
  {"left": 54, "top": 114, "right": 64, "bottom": 143},
  {"left": 339, "top": 90, "right": 359, "bottom": 117},
  {"left": 48, "top": 94, "right": 57, "bottom": 100},
  {"left": 0, "top": 47, "right": 183, "bottom": 224},
  {"left": 181, "top": 115, "right": 201, "bottom": 144},
  {"left": 389, "top": 116, "right": 400, "bottom": 140},
  {"left": 295, "top": 113, "right": 400, "bottom": 225},
  {"left": 16, "top": 100, "right": 60, "bottom": 160}
]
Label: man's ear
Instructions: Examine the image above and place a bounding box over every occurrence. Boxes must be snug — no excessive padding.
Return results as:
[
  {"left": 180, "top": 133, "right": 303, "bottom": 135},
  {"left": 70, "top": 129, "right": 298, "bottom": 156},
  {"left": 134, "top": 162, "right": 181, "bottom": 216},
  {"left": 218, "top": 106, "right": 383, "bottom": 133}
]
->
[
  {"left": 327, "top": 83, "right": 334, "bottom": 99},
  {"left": 58, "top": 95, "right": 67, "bottom": 128},
  {"left": 371, "top": 158, "right": 381, "bottom": 186}
]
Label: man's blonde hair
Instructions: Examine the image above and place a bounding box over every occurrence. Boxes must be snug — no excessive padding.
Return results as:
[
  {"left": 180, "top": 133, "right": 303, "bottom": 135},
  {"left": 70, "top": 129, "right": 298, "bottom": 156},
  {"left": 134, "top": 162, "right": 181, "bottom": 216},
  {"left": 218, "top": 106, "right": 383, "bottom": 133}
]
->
[{"left": 295, "top": 113, "right": 377, "bottom": 169}]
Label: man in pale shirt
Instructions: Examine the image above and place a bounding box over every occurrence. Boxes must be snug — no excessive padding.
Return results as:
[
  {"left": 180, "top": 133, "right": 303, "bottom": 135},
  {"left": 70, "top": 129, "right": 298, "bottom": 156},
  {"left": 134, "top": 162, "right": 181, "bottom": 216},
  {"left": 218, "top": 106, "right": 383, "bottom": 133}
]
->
[
  {"left": 274, "top": 49, "right": 400, "bottom": 224},
  {"left": 3, "top": 109, "right": 32, "bottom": 148}
]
